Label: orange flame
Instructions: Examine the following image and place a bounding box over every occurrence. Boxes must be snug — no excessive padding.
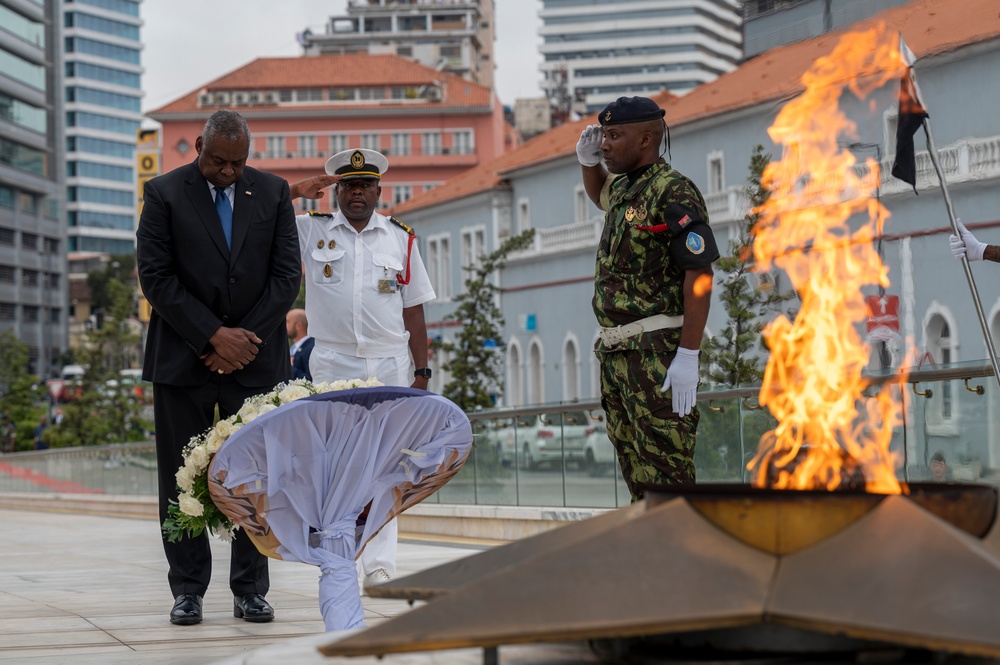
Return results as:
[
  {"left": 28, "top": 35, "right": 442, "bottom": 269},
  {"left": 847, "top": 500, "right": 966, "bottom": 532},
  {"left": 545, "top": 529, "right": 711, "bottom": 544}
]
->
[{"left": 748, "top": 25, "right": 911, "bottom": 494}]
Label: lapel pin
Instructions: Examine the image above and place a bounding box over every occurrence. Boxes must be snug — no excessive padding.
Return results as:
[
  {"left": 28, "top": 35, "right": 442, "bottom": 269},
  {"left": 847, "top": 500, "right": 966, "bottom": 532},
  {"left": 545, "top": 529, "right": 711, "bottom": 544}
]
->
[{"left": 245, "top": 191, "right": 252, "bottom": 196}]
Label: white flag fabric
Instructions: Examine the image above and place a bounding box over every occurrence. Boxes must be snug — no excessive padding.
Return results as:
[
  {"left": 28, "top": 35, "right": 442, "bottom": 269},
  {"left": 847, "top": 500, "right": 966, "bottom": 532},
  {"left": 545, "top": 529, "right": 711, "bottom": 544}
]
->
[{"left": 207, "top": 387, "right": 472, "bottom": 630}]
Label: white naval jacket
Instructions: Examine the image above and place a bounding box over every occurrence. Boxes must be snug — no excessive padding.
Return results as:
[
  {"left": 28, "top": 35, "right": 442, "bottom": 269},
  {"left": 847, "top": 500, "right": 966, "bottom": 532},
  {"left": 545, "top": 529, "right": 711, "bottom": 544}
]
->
[{"left": 295, "top": 210, "right": 435, "bottom": 358}]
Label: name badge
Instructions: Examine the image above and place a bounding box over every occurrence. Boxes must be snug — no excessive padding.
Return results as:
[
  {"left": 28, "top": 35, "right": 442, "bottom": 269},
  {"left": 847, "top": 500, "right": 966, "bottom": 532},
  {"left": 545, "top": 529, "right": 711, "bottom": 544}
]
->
[{"left": 378, "top": 279, "right": 397, "bottom": 294}]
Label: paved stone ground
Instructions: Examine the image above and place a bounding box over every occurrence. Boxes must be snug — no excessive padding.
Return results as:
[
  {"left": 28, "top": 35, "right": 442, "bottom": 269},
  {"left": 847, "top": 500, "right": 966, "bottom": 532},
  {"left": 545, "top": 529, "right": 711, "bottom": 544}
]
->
[{"left": 0, "top": 509, "right": 485, "bottom": 664}]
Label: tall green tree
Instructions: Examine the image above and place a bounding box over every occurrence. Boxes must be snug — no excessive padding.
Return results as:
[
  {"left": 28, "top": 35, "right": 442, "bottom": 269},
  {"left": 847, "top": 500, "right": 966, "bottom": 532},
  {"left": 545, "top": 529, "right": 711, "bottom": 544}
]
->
[
  {"left": 701, "top": 145, "right": 795, "bottom": 387},
  {"left": 0, "top": 330, "right": 45, "bottom": 450},
  {"left": 436, "top": 229, "right": 536, "bottom": 412},
  {"left": 48, "top": 278, "right": 149, "bottom": 447},
  {"left": 86, "top": 253, "right": 137, "bottom": 318}
]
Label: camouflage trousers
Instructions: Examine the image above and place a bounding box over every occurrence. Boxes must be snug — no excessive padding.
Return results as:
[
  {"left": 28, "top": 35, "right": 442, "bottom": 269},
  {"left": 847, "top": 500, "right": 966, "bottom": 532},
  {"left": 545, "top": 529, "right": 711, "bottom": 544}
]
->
[{"left": 598, "top": 348, "right": 698, "bottom": 501}]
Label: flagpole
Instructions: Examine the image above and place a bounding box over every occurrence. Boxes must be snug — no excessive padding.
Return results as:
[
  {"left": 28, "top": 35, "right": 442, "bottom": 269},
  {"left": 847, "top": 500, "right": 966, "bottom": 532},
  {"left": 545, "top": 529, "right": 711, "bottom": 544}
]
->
[{"left": 921, "top": 120, "right": 1000, "bottom": 388}]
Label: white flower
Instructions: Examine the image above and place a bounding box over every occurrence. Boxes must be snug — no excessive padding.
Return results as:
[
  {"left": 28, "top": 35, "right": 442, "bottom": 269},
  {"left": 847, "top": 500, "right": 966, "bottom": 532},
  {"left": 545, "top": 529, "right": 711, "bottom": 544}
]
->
[
  {"left": 365, "top": 377, "right": 384, "bottom": 387},
  {"left": 187, "top": 445, "right": 209, "bottom": 472},
  {"left": 278, "top": 384, "right": 311, "bottom": 404},
  {"left": 239, "top": 403, "right": 260, "bottom": 423},
  {"left": 178, "top": 492, "right": 204, "bottom": 517},
  {"left": 215, "top": 526, "right": 235, "bottom": 542},
  {"left": 257, "top": 403, "right": 278, "bottom": 417},
  {"left": 176, "top": 466, "right": 195, "bottom": 492},
  {"left": 313, "top": 381, "right": 334, "bottom": 393},
  {"left": 204, "top": 430, "right": 225, "bottom": 454},
  {"left": 214, "top": 419, "right": 234, "bottom": 439}
]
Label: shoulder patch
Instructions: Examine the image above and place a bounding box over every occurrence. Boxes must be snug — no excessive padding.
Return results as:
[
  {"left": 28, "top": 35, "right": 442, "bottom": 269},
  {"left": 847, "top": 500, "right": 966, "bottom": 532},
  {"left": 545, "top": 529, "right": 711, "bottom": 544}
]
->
[
  {"left": 685, "top": 232, "right": 706, "bottom": 254},
  {"left": 307, "top": 211, "right": 334, "bottom": 218},
  {"left": 389, "top": 216, "right": 414, "bottom": 236}
]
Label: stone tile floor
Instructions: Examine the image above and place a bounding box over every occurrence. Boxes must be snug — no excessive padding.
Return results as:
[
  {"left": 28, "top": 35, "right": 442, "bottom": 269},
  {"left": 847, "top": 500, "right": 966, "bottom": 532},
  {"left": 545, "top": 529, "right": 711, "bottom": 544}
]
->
[{"left": 0, "top": 509, "right": 487, "bottom": 664}]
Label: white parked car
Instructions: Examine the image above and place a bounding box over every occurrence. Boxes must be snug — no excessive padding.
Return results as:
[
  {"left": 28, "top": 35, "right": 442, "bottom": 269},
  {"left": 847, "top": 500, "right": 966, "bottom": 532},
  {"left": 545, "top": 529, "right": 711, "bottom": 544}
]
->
[
  {"left": 582, "top": 423, "right": 618, "bottom": 476},
  {"left": 489, "top": 410, "right": 599, "bottom": 470}
]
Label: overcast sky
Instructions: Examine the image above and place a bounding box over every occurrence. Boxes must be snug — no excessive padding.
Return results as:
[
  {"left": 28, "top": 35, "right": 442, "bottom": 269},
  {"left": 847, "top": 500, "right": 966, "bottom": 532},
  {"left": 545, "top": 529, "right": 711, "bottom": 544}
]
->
[{"left": 141, "top": 0, "right": 543, "bottom": 113}]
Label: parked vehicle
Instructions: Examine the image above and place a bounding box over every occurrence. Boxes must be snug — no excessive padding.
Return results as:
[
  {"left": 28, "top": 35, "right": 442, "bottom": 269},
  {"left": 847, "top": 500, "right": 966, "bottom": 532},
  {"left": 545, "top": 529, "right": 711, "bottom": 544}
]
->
[
  {"left": 582, "top": 423, "right": 618, "bottom": 476},
  {"left": 488, "top": 410, "right": 600, "bottom": 470}
]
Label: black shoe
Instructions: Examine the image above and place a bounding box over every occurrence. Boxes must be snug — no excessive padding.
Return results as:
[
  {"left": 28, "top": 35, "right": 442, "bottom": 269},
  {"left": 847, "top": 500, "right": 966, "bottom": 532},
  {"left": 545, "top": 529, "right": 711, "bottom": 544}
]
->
[
  {"left": 234, "top": 593, "right": 274, "bottom": 623},
  {"left": 170, "top": 593, "right": 203, "bottom": 625}
]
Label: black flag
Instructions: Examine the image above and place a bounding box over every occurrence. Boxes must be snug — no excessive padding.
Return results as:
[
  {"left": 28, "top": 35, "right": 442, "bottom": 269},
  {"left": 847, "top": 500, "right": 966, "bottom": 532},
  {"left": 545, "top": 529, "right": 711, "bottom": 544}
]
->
[{"left": 890, "top": 36, "right": 928, "bottom": 194}]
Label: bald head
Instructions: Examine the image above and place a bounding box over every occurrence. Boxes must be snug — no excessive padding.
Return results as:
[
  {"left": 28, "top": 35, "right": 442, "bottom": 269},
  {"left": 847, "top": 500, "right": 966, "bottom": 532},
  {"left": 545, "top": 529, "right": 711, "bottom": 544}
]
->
[{"left": 286, "top": 308, "right": 308, "bottom": 342}]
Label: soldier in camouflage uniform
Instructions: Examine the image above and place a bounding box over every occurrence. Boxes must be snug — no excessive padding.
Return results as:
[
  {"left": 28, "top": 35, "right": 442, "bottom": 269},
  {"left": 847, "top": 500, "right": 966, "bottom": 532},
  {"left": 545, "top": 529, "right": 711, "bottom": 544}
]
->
[{"left": 577, "top": 97, "right": 720, "bottom": 500}]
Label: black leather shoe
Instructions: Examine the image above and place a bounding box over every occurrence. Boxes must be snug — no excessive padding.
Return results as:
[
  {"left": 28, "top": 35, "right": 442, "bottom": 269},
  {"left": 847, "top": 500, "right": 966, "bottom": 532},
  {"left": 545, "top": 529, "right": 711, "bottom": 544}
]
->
[
  {"left": 170, "top": 593, "right": 203, "bottom": 625},
  {"left": 234, "top": 593, "right": 274, "bottom": 623}
]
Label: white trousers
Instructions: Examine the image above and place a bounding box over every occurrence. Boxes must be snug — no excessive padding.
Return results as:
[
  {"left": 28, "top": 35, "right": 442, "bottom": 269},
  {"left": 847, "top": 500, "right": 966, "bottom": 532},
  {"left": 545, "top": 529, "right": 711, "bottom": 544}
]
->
[{"left": 309, "top": 346, "right": 409, "bottom": 576}]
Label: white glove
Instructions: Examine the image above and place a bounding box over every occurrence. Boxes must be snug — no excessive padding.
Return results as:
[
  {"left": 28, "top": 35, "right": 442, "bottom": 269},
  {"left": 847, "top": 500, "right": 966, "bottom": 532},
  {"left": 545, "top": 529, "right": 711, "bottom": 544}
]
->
[
  {"left": 661, "top": 347, "right": 700, "bottom": 417},
  {"left": 576, "top": 124, "right": 603, "bottom": 167},
  {"left": 950, "top": 219, "right": 986, "bottom": 262}
]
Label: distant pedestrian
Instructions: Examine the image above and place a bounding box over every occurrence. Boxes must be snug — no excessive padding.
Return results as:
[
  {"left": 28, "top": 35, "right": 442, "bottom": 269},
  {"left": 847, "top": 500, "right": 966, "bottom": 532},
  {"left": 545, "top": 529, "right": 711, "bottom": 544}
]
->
[
  {"left": 34, "top": 416, "right": 48, "bottom": 450},
  {"left": 0, "top": 416, "right": 15, "bottom": 453},
  {"left": 287, "top": 309, "right": 314, "bottom": 381}
]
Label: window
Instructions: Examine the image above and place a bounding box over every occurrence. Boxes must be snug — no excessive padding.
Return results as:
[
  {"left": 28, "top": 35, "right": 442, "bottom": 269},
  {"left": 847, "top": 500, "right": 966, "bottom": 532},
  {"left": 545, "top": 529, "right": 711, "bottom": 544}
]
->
[
  {"left": 0, "top": 228, "right": 14, "bottom": 246},
  {"left": 22, "top": 233, "right": 38, "bottom": 250},
  {"left": 44, "top": 272, "right": 60, "bottom": 289},
  {"left": 708, "top": 151, "right": 724, "bottom": 194},
  {"left": 924, "top": 308, "right": 959, "bottom": 436},
  {"left": 295, "top": 88, "right": 323, "bottom": 102},
  {"left": 0, "top": 187, "right": 12, "bottom": 208},
  {"left": 0, "top": 303, "right": 15, "bottom": 320},
  {"left": 518, "top": 198, "right": 531, "bottom": 233},
  {"left": 427, "top": 235, "right": 451, "bottom": 299},
  {"left": 393, "top": 185, "right": 412, "bottom": 205},
  {"left": 265, "top": 136, "right": 284, "bottom": 159},
  {"left": 423, "top": 132, "right": 441, "bottom": 156},
  {"left": 460, "top": 227, "right": 486, "bottom": 281},
  {"left": 574, "top": 184, "right": 589, "bottom": 223},
  {"left": 330, "top": 88, "right": 354, "bottom": 101},
  {"left": 44, "top": 237, "right": 59, "bottom": 253},
  {"left": 452, "top": 130, "right": 473, "bottom": 155},
  {"left": 48, "top": 308, "right": 60, "bottom": 323},
  {"left": 391, "top": 133, "right": 411, "bottom": 156},
  {"left": 359, "top": 87, "right": 386, "bottom": 101},
  {"left": 22, "top": 269, "right": 39, "bottom": 286},
  {"left": 23, "top": 305, "right": 39, "bottom": 322},
  {"left": 18, "top": 192, "right": 38, "bottom": 214},
  {"left": 299, "top": 135, "right": 317, "bottom": 158},
  {"left": 562, "top": 337, "right": 580, "bottom": 402},
  {"left": 329, "top": 134, "right": 348, "bottom": 154},
  {"left": 0, "top": 265, "right": 15, "bottom": 283},
  {"left": 299, "top": 197, "right": 317, "bottom": 212},
  {"left": 361, "top": 133, "right": 380, "bottom": 151},
  {"left": 527, "top": 340, "right": 544, "bottom": 404}
]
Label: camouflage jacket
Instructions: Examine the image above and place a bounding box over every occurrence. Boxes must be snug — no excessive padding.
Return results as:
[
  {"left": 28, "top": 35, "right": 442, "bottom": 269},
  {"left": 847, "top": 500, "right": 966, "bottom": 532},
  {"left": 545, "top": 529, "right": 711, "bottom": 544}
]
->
[{"left": 592, "top": 160, "right": 713, "bottom": 353}]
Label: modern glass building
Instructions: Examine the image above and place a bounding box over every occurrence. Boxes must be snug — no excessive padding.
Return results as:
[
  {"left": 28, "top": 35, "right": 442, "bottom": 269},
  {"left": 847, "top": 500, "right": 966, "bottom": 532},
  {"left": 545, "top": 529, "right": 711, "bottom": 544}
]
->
[
  {"left": 0, "top": 0, "right": 69, "bottom": 376},
  {"left": 62, "top": 0, "right": 142, "bottom": 254},
  {"left": 539, "top": 0, "right": 743, "bottom": 114}
]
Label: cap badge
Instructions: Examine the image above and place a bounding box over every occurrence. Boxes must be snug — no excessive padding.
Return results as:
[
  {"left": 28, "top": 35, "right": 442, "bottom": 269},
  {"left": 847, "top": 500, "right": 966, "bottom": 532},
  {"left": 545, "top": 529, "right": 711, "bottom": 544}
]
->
[
  {"left": 604, "top": 111, "right": 611, "bottom": 122},
  {"left": 350, "top": 151, "right": 366, "bottom": 170}
]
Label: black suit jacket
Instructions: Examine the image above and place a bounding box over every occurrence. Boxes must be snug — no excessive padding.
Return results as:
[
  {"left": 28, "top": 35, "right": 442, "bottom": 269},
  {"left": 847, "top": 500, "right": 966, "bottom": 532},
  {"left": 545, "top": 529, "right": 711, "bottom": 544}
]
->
[
  {"left": 137, "top": 161, "right": 301, "bottom": 388},
  {"left": 291, "top": 336, "right": 314, "bottom": 381}
]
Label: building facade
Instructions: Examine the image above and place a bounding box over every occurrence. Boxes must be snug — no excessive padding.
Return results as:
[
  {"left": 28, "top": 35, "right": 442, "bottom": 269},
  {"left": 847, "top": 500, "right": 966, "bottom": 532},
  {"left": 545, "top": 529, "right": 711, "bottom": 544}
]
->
[
  {"left": 539, "top": 0, "right": 742, "bottom": 114},
  {"left": 393, "top": 0, "right": 1000, "bottom": 478},
  {"left": 0, "top": 0, "right": 69, "bottom": 377},
  {"left": 62, "top": 0, "right": 143, "bottom": 255},
  {"left": 300, "top": 0, "right": 496, "bottom": 90},
  {"left": 147, "top": 54, "right": 511, "bottom": 215}
]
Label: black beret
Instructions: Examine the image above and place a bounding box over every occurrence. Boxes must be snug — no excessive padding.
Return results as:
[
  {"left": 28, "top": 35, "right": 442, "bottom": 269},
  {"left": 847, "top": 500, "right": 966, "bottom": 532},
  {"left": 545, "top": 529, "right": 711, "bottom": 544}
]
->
[{"left": 598, "top": 96, "right": 666, "bottom": 126}]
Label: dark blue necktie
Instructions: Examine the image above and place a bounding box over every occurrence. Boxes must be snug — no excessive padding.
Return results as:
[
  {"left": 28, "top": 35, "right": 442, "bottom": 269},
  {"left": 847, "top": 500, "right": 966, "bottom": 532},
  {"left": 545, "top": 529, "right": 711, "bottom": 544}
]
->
[{"left": 214, "top": 186, "right": 233, "bottom": 249}]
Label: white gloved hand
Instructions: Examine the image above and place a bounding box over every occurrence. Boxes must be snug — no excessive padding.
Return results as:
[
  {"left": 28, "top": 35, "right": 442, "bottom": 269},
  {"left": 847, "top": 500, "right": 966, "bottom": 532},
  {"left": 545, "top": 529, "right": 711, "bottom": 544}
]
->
[
  {"left": 950, "top": 219, "right": 986, "bottom": 262},
  {"left": 661, "top": 347, "right": 700, "bottom": 417},
  {"left": 576, "top": 124, "right": 603, "bottom": 167}
]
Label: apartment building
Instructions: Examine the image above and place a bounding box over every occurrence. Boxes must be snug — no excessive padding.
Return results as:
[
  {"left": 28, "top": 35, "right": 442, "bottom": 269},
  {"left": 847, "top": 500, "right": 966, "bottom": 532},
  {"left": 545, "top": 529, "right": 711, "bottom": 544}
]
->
[
  {"left": 0, "top": 0, "right": 68, "bottom": 376},
  {"left": 539, "top": 0, "right": 742, "bottom": 113},
  {"left": 63, "top": 0, "right": 143, "bottom": 255},
  {"left": 300, "top": 0, "right": 496, "bottom": 90},
  {"left": 147, "top": 53, "right": 511, "bottom": 214}
]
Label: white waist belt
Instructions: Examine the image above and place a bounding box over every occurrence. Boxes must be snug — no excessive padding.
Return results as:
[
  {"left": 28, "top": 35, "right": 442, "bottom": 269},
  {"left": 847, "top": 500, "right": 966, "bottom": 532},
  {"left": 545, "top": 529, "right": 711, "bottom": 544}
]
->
[{"left": 599, "top": 313, "right": 684, "bottom": 349}]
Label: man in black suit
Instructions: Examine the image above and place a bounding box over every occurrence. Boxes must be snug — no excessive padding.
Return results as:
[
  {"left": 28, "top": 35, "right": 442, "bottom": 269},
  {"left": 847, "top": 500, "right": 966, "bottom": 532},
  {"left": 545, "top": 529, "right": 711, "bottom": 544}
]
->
[
  {"left": 137, "top": 109, "right": 302, "bottom": 626},
  {"left": 286, "top": 308, "right": 314, "bottom": 381}
]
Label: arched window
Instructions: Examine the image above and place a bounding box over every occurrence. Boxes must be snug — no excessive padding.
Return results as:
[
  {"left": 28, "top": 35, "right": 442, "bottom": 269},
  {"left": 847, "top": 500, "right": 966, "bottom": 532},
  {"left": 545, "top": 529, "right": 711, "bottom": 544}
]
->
[
  {"left": 527, "top": 338, "right": 544, "bottom": 405},
  {"left": 562, "top": 334, "right": 580, "bottom": 402},
  {"left": 923, "top": 305, "right": 958, "bottom": 436},
  {"left": 506, "top": 339, "right": 523, "bottom": 407}
]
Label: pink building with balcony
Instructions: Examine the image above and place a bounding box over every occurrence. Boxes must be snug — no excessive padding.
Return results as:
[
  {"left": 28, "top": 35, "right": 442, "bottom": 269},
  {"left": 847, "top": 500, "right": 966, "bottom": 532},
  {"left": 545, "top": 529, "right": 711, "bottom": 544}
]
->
[{"left": 146, "top": 53, "right": 513, "bottom": 213}]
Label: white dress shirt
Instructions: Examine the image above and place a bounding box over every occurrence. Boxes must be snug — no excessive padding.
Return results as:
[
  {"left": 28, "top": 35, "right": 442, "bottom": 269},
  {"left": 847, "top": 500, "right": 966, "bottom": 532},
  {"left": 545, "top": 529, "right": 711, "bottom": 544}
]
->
[{"left": 295, "top": 210, "right": 435, "bottom": 358}]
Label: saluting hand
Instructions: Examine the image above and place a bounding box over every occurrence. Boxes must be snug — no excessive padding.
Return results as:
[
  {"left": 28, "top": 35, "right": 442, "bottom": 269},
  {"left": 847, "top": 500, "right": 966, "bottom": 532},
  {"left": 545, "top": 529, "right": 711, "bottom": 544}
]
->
[
  {"left": 289, "top": 174, "right": 340, "bottom": 200},
  {"left": 576, "top": 124, "right": 603, "bottom": 167}
]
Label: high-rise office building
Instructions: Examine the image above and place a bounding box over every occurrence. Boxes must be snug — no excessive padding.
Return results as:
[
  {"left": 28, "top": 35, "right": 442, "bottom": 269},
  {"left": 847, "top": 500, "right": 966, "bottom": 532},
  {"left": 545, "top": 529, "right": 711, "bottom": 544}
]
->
[
  {"left": 62, "top": 0, "right": 142, "bottom": 255},
  {"left": 0, "top": 0, "right": 69, "bottom": 376},
  {"left": 300, "top": 0, "right": 496, "bottom": 90},
  {"left": 539, "top": 0, "right": 742, "bottom": 114}
]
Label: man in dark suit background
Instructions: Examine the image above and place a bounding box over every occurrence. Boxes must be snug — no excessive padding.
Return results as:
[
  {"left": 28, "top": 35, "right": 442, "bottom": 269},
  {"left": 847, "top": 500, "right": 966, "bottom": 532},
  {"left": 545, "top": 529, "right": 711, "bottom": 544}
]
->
[
  {"left": 137, "top": 109, "right": 302, "bottom": 626},
  {"left": 286, "top": 308, "right": 314, "bottom": 381}
]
